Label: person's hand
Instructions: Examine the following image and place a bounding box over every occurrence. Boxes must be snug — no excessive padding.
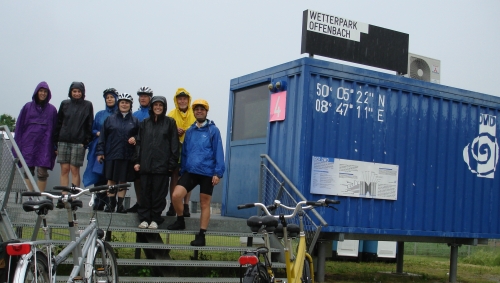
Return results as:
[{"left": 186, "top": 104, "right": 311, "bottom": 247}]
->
[
  {"left": 178, "top": 127, "right": 185, "bottom": 136},
  {"left": 96, "top": 131, "right": 100, "bottom": 137},
  {"left": 98, "top": 155, "right": 105, "bottom": 163},
  {"left": 54, "top": 150, "right": 58, "bottom": 156},
  {"left": 128, "top": 137, "right": 136, "bottom": 145},
  {"left": 134, "top": 164, "right": 140, "bottom": 171},
  {"left": 212, "top": 175, "right": 220, "bottom": 186}
]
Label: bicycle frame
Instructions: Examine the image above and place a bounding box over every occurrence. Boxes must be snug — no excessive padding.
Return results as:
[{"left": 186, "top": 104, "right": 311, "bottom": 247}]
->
[
  {"left": 282, "top": 212, "right": 314, "bottom": 283},
  {"left": 9, "top": 184, "right": 127, "bottom": 283},
  {"left": 238, "top": 199, "right": 338, "bottom": 283}
]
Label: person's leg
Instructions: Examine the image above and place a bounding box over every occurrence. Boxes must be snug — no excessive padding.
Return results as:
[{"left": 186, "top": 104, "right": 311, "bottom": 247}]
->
[
  {"left": 104, "top": 180, "right": 117, "bottom": 212},
  {"left": 137, "top": 175, "right": 152, "bottom": 225},
  {"left": 199, "top": 193, "right": 212, "bottom": 230},
  {"left": 172, "top": 185, "right": 187, "bottom": 216},
  {"left": 36, "top": 167, "right": 49, "bottom": 192},
  {"left": 116, "top": 181, "right": 128, "bottom": 213},
  {"left": 69, "top": 165, "right": 81, "bottom": 187},
  {"left": 190, "top": 176, "right": 214, "bottom": 246},
  {"left": 183, "top": 191, "right": 192, "bottom": 217},
  {"left": 134, "top": 178, "right": 142, "bottom": 204},
  {"left": 166, "top": 168, "right": 179, "bottom": 216},
  {"left": 23, "top": 167, "right": 35, "bottom": 191},
  {"left": 60, "top": 163, "right": 70, "bottom": 186},
  {"left": 151, "top": 174, "right": 169, "bottom": 226}
]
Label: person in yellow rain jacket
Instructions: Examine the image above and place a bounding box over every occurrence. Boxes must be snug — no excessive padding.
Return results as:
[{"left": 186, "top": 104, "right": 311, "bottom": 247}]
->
[{"left": 165, "top": 88, "right": 196, "bottom": 217}]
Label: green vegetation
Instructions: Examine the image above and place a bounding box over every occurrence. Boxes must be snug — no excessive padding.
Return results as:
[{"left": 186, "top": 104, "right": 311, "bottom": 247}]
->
[{"left": 0, "top": 113, "right": 16, "bottom": 132}]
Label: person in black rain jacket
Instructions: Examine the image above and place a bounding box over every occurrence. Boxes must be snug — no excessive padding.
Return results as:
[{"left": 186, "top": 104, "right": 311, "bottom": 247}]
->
[{"left": 133, "top": 96, "right": 179, "bottom": 229}]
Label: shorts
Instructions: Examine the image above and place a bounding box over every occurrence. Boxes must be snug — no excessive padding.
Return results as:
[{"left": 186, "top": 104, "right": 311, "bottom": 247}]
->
[
  {"left": 104, "top": 159, "right": 135, "bottom": 183},
  {"left": 24, "top": 167, "right": 49, "bottom": 181},
  {"left": 57, "top": 142, "right": 85, "bottom": 167},
  {"left": 177, "top": 172, "right": 214, "bottom": 196}
]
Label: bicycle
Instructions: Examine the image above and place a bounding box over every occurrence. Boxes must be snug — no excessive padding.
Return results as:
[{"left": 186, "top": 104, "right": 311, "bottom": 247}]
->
[
  {"left": 237, "top": 198, "right": 339, "bottom": 283},
  {"left": 6, "top": 183, "right": 130, "bottom": 283}
]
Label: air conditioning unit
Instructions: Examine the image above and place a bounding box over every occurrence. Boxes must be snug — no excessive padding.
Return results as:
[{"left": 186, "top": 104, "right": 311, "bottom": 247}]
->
[{"left": 407, "top": 53, "right": 440, "bottom": 84}]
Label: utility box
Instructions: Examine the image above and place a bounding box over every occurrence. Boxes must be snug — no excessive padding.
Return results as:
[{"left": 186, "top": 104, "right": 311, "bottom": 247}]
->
[{"left": 222, "top": 57, "right": 500, "bottom": 242}]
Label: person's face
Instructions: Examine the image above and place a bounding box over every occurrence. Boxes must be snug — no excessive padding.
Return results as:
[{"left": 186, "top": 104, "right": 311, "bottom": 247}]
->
[
  {"left": 105, "top": 94, "right": 116, "bottom": 107},
  {"left": 193, "top": 105, "right": 207, "bottom": 122},
  {"left": 176, "top": 96, "right": 189, "bottom": 111},
  {"left": 138, "top": 94, "right": 151, "bottom": 107},
  {"left": 37, "top": 88, "right": 48, "bottom": 101},
  {"left": 152, "top": 101, "right": 164, "bottom": 116},
  {"left": 119, "top": 100, "right": 131, "bottom": 112},
  {"left": 71, "top": 89, "right": 82, "bottom": 99}
]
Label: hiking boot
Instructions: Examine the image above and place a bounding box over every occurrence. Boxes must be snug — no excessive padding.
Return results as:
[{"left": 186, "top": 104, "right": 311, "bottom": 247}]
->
[
  {"left": 166, "top": 203, "right": 176, "bottom": 216},
  {"left": 190, "top": 233, "right": 206, "bottom": 246},
  {"left": 125, "top": 203, "right": 139, "bottom": 213},
  {"left": 138, "top": 221, "right": 148, "bottom": 229},
  {"left": 148, "top": 221, "right": 158, "bottom": 229},
  {"left": 183, "top": 204, "right": 190, "bottom": 217},
  {"left": 167, "top": 220, "right": 185, "bottom": 230},
  {"left": 116, "top": 205, "right": 127, "bottom": 214}
]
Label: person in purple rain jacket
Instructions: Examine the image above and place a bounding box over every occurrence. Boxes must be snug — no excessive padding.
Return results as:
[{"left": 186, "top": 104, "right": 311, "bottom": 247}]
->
[{"left": 14, "top": 81, "right": 58, "bottom": 192}]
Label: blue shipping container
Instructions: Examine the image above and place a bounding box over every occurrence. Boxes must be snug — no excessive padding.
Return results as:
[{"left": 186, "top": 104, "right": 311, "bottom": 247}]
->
[{"left": 222, "top": 57, "right": 500, "bottom": 241}]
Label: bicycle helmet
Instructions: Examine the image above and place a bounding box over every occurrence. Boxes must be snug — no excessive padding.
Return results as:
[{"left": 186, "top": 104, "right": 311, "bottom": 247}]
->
[
  {"left": 102, "top": 88, "right": 118, "bottom": 98},
  {"left": 137, "top": 86, "right": 153, "bottom": 96},
  {"left": 117, "top": 93, "right": 133, "bottom": 103},
  {"left": 192, "top": 99, "right": 209, "bottom": 111}
]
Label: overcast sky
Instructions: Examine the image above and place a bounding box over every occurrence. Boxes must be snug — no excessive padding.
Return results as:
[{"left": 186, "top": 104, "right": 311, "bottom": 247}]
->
[{"left": 1, "top": 1, "right": 499, "bottom": 144}]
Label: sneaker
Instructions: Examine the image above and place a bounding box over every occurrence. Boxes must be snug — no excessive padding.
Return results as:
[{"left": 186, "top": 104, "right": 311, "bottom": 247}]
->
[
  {"left": 167, "top": 220, "right": 185, "bottom": 230},
  {"left": 148, "top": 221, "right": 158, "bottom": 229},
  {"left": 138, "top": 221, "right": 148, "bottom": 229},
  {"left": 183, "top": 204, "right": 190, "bottom": 217},
  {"left": 190, "top": 233, "right": 206, "bottom": 246},
  {"left": 166, "top": 203, "right": 176, "bottom": 216},
  {"left": 125, "top": 203, "right": 139, "bottom": 213}
]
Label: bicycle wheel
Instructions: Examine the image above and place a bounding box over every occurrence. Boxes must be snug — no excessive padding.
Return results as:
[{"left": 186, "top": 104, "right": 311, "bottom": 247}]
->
[
  {"left": 92, "top": 241, "right": 118, "bottom": 283},
  {"left": 301, "top": 258, "right": 312, "bottom": 283},
  {"left": 243, "top": 263, "right": 269, "bottom": 283},
  {"left": 23, "top": 251, "right": 50, "bottom": 283}
]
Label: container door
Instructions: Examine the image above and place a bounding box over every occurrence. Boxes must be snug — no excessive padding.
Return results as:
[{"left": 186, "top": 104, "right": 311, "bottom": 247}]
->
[{"left": 223, "top": 83, "right": 270, "bottom": 217}]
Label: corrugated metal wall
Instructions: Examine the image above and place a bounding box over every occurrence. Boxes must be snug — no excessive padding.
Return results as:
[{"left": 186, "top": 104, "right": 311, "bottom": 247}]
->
[{"left": 227, "top": 57, "right": 500, "bottom": 239}]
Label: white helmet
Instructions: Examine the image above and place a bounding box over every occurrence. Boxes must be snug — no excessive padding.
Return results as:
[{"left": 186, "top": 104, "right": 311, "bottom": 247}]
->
[
  {"left": 117, "top": 93, "right": 133, "bottom": 103},
  {"left": 137, "top": 86, "right": 153, "bottom": 96}
]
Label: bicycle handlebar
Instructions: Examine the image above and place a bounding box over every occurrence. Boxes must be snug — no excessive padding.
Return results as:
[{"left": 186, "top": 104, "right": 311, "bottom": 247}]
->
[
  {"left": 21, "top": 184, "right": 131, "bottom": 200},
  {"left": 237, "top": 198, "right": 339, "bottom": 219}
]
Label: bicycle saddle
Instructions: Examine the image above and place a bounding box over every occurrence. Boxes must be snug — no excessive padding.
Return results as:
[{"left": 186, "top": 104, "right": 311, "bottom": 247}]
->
[
  {"left": 70, "top": 199, "right": 83, "bottom": 210},
  {"left": 56, "top": 199, "right": 84, "bottom": 210},
  {"left": 275, "top": 223, "right": 300, "bottom": 239},
  {"left": 247, "top": 215, "right": 278, "bottom": 233},
  {"left": 23, "top": 199, "right": 54, "bottom": 215}
]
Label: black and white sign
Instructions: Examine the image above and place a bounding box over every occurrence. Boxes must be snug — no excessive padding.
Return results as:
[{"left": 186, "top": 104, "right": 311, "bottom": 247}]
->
[
  {"left": 306, "top": 10, "right": 369, "bottom": 42},
  {"left": 301, "top": 9, "right": 409, "bottom": 74}
]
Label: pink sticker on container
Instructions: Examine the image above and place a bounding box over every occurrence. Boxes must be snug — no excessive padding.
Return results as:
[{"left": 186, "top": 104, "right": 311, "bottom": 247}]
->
[{"left": 269, "top": 91, "right": 287, "bottom": 122}]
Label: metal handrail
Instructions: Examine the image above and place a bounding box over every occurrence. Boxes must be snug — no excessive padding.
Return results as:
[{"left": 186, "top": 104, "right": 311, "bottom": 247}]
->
[
  {"left": 260, "top": 154, "right": 328, "bottom": 226},
  {"left": 0, "top": 125, "right": 41, "bottom": 193}
]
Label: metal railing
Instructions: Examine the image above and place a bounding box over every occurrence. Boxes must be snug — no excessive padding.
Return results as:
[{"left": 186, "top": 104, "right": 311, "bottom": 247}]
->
[
  {"left": 0, "top": 125, "right": 43, "bottom": 241},
  {"left": 259, "top": 154, "right": 328, "bottom": 255}
]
